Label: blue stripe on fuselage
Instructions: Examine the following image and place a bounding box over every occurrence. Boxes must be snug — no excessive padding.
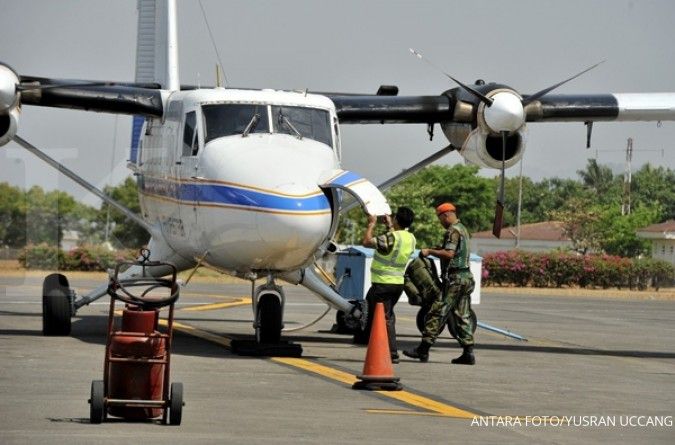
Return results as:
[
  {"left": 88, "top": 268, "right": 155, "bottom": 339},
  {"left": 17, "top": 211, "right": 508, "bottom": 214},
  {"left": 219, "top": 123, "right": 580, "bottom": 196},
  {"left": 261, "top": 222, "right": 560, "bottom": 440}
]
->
[
  {"left": 326, "top": 170, "right": 362, "bottom": 187},
  {"left": 142, "top": 177, "right": 330, "bottom": 212}
]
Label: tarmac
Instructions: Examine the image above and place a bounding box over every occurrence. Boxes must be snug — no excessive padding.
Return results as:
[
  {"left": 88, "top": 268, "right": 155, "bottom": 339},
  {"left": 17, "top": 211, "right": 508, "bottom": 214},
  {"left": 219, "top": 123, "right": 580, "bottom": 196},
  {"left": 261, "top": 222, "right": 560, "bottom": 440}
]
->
[{"left": 1, "top": 273, "right": 674, "bottom": 444}]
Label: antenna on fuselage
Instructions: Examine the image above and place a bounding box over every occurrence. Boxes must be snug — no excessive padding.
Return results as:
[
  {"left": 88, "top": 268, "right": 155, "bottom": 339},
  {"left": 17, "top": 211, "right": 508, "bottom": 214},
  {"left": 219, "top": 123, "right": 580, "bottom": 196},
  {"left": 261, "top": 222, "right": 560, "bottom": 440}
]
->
[
  {"left": 198, "top": 0, "right": 229, "bottom": 87},
  {"left": 216, "top": 64, "right": 223, "bottom": 88}
]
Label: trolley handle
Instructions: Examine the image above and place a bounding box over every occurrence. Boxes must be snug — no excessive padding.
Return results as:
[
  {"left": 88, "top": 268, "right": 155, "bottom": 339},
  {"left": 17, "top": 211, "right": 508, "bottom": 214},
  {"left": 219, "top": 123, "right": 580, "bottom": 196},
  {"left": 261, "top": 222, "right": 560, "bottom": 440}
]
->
[{"left": 107, "top": 249, "right": 180, "bottom": 309}]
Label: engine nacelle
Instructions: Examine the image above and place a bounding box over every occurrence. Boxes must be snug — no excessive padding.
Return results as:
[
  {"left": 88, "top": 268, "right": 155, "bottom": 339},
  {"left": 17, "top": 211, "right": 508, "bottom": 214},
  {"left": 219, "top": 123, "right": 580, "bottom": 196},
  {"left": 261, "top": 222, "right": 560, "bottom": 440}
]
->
[
  {"left": 0, "top": 63, "right": 20, "bottom": 113},
  {"left": 440, "top": 86, "right": 527, "bottom": 170},
  {"left": 0, "top": 63, "right": 20, "bottom": 146},
  {"left": 0, "top": 106, "right": 19, "bottom": 147},
  {"left": 441, "top": 122, "right": 525, "bottom": 170}
]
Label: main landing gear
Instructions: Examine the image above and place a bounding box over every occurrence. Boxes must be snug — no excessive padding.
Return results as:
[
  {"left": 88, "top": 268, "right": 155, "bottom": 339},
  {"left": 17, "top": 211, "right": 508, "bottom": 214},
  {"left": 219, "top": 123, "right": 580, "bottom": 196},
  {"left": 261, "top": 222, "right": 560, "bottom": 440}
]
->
[
  {"left": 230, "top": 277, "right": 302, "bottom": 357},
  {"left": 42, "top": 273, "right": 74, "bottom": 336}
]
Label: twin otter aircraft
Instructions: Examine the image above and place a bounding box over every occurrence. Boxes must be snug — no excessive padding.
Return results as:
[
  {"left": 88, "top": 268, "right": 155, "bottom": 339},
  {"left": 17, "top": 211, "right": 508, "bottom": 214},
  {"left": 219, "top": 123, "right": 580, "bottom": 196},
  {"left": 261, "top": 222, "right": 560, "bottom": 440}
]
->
[{"left": 1, "top": 0, "right": 674, "bottom": 346}]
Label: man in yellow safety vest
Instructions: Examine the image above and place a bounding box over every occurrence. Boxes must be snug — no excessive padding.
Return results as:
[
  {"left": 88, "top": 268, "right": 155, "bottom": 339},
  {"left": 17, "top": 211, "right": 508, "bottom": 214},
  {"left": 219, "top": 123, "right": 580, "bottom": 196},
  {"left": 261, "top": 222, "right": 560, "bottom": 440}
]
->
[{"left": 360, "top": 207, "right": 416, "bottom": 363}]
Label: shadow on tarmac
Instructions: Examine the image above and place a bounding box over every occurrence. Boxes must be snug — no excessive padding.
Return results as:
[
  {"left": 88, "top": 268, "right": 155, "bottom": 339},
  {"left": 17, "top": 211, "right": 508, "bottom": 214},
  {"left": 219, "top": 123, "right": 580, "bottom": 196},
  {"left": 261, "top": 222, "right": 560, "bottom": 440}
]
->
[{"left": 477, "top": 342, "right": 675, "bottom": 360}]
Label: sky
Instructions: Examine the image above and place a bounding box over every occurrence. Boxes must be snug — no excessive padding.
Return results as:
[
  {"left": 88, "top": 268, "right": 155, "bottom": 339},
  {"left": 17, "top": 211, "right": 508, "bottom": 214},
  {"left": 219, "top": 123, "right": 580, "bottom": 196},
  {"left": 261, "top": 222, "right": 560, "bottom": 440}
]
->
[{"left": 1, "top": 0, "right": 674, "bottom": 206}]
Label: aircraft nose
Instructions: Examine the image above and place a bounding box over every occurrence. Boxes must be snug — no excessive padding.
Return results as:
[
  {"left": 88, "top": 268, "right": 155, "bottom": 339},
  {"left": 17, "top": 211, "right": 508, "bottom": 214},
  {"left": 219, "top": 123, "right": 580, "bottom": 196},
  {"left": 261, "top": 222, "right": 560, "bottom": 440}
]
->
[{"left": 254, "top": 182, "right": 332, "bottom": 269}]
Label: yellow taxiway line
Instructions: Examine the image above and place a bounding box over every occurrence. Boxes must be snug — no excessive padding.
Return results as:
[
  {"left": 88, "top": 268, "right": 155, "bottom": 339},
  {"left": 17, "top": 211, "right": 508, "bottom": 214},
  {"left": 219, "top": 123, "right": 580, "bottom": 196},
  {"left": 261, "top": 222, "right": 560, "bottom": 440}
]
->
[
  {"left": 159, "top": 310, "right": 479, "bottom": 419},
  {"left": 180, "top": 297, "right": 251, "bottom": 312},
  {"left": 272, "top": 356, "right": 476, "bottom": 418},
  {"left": 159, "top": 319, "right": 233, "bottom": 348}
]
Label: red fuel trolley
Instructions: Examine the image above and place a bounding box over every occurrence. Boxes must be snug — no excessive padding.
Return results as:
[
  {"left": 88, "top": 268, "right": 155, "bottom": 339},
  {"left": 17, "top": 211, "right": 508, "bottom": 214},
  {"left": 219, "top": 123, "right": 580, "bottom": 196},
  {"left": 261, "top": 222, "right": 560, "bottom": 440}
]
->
[{"left": 89, "top": 250, "right": 183, "bottom": 425}]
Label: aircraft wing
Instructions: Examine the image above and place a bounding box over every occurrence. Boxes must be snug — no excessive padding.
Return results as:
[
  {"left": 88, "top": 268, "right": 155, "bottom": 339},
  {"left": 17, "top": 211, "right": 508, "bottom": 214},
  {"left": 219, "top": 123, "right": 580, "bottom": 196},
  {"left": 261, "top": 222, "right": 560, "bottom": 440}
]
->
[
  {"left": 527, "top": 93, "right": 675, "bottom": 122},
  {"left": 16, "top": 75, "right": 164, "bottom": 117},
  {"left": 327, "top": 92, "right": 675, "bottom": 124}
]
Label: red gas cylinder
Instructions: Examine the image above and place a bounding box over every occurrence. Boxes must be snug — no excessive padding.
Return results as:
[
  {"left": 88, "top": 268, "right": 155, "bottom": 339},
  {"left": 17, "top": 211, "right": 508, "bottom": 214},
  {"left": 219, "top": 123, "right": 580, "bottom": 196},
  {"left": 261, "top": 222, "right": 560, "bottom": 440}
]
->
[{"left": 108, "top": 307, "right": 166, "bottom": 419}]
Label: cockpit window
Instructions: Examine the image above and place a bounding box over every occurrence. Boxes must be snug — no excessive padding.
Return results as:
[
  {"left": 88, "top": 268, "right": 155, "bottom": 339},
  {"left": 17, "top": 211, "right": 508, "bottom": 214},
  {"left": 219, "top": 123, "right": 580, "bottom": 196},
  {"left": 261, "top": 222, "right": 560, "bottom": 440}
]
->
[
  {"left": 271, "top": 106, "right": 332, "bottom": 148},
  {"left": 202, "top": 104, "right": 270, "bottom": 143}
]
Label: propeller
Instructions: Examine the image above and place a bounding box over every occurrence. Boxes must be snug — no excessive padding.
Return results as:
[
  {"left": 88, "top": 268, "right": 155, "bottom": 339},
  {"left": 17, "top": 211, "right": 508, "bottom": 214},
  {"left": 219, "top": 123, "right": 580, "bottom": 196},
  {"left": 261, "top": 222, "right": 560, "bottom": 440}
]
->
[
  {"left": 409, "top": 49, "right": 493, "bottom": 107},
  {"left": 409, "top": 50, "right": 605, "bottom": 237},
  {"left": 522, "top": 60, "right": 605, "bottom": 106},
  {"left": 492, "top": 131, "right": 508, "bottom": 238}
]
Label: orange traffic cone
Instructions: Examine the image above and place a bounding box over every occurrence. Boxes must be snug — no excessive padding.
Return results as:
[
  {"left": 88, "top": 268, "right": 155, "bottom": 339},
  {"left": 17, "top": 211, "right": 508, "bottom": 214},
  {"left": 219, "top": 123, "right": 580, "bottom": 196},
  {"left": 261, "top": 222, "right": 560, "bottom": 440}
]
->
[{"left": 352, "top": 302, "right": 402, "bottom": 391}]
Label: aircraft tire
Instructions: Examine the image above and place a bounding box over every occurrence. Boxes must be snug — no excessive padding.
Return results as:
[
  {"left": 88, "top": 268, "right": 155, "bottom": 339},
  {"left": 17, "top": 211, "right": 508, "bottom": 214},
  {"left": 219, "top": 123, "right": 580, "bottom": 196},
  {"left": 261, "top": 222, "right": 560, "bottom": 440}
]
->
[
  {"left": 42, "top": 273, "right": 72, "bottom": 336},
  {"left": 256, "top": 294, "right": 282, "bottom": 344}
]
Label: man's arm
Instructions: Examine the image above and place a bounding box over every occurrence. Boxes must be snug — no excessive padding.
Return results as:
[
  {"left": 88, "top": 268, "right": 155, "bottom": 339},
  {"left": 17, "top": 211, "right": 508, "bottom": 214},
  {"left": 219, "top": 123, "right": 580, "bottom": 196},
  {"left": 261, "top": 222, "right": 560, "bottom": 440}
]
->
[
  {"left": 421, "top": 247, "right": 455, "bottom": 260},
  {"left": 421, "top": 228, "right": 459, "bottom": 260},
  {"left": 362, "top": 215, "right": 378, "bottom": 247},
  {"left": 363, "top": 215, "right": 395, "bottom": 253}
]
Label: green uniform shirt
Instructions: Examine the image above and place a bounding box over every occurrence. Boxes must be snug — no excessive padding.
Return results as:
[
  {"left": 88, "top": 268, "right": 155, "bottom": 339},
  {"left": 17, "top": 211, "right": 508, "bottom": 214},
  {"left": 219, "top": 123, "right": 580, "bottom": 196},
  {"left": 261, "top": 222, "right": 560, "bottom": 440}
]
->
[{"left": 440, "top": 220, "right": 471, "bottom": 276}]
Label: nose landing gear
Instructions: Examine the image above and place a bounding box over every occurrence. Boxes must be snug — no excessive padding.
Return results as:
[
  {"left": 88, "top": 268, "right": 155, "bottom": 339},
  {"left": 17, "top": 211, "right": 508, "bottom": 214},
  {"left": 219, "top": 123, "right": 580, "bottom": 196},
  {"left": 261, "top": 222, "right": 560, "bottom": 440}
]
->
[
  {"left": 229, "top": 277, "right": 302, "bottom": 357},
  {"left": 254, "top": 281, "right": 284, "bottom": 344}
]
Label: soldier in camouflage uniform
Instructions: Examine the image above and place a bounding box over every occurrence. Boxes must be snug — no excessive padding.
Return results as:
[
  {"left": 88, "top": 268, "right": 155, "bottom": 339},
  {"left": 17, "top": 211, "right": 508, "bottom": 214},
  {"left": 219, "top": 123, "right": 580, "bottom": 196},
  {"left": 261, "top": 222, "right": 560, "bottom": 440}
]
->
[{"left": 403, "top": 202, "right": 476, "bottom": 365}]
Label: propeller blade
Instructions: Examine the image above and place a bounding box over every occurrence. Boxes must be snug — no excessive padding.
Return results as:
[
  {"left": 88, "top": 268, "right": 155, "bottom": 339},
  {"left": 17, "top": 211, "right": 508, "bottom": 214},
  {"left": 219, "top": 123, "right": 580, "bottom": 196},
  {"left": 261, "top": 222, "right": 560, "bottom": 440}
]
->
[
  {"left": 409, "top": 48, "right": 494, "bottom": 107},
  {"left": 492, "top": 201, "right": 504, "bottom": 238},
  {"left": 492, "top": 131, "right": 508, "bottom": 238},
  {"left": 522, "top": 60, "right": 605, "bottom": 106}
]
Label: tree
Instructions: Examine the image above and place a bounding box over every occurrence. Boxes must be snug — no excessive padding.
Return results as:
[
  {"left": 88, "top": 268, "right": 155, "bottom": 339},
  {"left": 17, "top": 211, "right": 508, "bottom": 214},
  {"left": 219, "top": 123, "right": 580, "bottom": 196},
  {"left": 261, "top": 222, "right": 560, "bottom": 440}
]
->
[
  {"left": 0, "top": 182, "right": 26, "bottom": 247},
  {"left": 595, "top": 204, "right": 661, "bottom": 257},
  {"left": 577, "top": 159, "right": 621, "bottom": 204},
  {"left": 0, "top": 182, "right": 98, "bottom": 248},
  {"left": 631, "top": 164, "right": 675, "bottom": 221},
  {"left": 500, "top": 176, "right": 589, "bottom": 228},
  {"left": 338, "top": 164, "right": 495, "bottom": 247},
  {"left": 98, "top": 177, "right": 150, "bottom": 248},
  {"left": 549, "top": 196, "right": 604, "bottom": 254}
]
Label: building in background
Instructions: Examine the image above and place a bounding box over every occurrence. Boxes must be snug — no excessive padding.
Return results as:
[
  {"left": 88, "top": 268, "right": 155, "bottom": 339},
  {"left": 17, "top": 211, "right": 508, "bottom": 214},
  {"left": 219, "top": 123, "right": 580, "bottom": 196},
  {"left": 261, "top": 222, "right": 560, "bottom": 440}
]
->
[
  {"left": 60, "top": 230, "right": 80, "bottom": 252},
  {"left": 472, "top": 221, "right": 572, "bottom": 256},
  {"left": 636, "top": 220, "right": 675, "bottom": 266}
]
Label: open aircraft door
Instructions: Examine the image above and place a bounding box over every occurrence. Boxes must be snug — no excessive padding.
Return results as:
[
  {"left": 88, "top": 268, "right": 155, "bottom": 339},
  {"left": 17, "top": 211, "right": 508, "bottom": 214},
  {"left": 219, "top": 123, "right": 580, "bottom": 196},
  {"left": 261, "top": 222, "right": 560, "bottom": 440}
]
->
[{"left": 319, "top": 169, "right": 391, "bottom": 217}]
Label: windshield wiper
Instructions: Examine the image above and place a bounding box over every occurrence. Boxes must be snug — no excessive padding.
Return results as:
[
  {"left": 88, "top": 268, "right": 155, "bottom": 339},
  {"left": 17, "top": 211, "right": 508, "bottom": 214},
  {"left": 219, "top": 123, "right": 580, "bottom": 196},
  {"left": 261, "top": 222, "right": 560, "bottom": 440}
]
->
[
  {"left": 242, "top": 113, "right": 261, "bottom": 138},
  {"left": 278, "top": 112, "right": 303, "bottom": 140}
]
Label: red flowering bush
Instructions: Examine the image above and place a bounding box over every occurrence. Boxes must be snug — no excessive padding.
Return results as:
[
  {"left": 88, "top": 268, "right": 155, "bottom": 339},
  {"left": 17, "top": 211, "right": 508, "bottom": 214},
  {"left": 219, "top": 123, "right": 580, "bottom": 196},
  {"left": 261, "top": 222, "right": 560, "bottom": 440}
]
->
[{"left": 481, "top": 250, "right": 673, "bottom": 290}]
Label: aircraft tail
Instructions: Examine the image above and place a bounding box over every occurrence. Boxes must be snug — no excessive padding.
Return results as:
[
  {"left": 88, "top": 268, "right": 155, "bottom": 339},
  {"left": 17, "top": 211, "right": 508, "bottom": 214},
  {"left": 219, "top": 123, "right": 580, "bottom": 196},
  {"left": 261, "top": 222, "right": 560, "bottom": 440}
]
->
[
  {"left": 131, "top": 0, "right": 178, "bottom": 164},
  {"left": 135, "top": 0, "right": 179, "bottom": 90}
]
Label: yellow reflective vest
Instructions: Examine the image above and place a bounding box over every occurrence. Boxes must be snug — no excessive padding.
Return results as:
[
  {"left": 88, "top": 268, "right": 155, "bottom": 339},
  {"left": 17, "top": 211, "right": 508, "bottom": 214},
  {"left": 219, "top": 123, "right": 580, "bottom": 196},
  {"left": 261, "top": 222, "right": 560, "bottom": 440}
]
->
[{"left": 370, "top": 230, "right": 416, "bottom": 284}]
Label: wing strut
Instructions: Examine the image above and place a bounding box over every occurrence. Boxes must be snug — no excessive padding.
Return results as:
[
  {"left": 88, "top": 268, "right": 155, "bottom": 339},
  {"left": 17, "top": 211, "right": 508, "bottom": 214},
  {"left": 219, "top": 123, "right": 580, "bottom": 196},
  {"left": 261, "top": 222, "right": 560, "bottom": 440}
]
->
[{"left": 12, "top": 135, "right": 156, "bottom": 235}]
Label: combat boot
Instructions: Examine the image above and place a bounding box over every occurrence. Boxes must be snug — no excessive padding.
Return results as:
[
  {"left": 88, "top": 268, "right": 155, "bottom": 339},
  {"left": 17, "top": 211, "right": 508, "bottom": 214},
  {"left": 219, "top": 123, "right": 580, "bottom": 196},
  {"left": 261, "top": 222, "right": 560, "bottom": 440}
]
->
[
  {"left": 403, "top": 342, "right": 431, "bottom": 362},
  {"left": 451, "top": 346, "right": 475, "bottom": 365}
]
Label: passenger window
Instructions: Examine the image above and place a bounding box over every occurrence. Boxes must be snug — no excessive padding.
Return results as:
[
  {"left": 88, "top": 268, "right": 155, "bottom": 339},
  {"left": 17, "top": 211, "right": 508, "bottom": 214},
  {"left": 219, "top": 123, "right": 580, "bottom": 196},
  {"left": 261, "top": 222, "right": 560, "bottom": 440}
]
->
[{"left": 182, "top": 111, "right": 199, "bottom": 156}]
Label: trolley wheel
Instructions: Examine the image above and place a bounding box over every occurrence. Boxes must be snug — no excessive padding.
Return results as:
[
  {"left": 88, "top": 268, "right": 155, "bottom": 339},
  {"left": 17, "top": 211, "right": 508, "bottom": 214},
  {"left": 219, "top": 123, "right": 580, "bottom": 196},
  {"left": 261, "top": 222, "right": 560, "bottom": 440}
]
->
[
  {"left": 89, "top": 380, "right": 105, "bottom": 424},
  {"left": 256, "top": 294, "right": 282, "bottom": 344},
  {"left": 447, "top": 309, "right": 478, "bottom": 339},
  {"left": 169, "top": 382, "right": 184, "bottom": 425},
  {"left": 42, "top": 273, "right": 72, "bottom": 336}
]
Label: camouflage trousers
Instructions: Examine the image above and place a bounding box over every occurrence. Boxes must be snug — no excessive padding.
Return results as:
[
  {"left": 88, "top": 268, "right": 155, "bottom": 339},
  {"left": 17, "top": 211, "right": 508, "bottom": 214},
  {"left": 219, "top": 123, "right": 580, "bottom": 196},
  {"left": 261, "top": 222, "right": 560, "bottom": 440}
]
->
[{"left": 422, "top": 271, "right": 475, "bottom": 347}]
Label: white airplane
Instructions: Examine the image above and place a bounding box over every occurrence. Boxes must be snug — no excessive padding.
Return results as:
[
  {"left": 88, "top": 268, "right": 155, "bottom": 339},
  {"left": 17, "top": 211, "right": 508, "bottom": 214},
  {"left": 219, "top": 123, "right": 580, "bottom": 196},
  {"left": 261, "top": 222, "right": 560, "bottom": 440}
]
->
[{"left": 1, "top": 0, "right": 674, "bottom": 347}]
